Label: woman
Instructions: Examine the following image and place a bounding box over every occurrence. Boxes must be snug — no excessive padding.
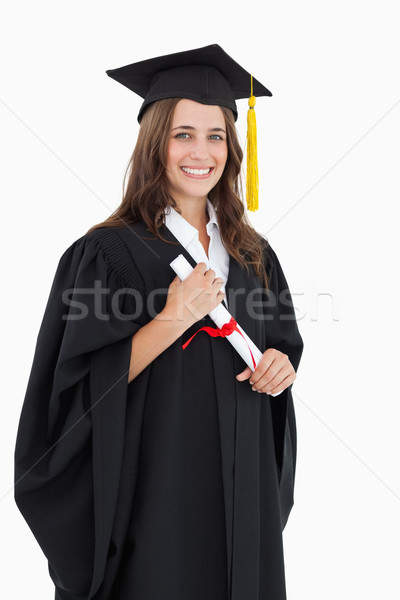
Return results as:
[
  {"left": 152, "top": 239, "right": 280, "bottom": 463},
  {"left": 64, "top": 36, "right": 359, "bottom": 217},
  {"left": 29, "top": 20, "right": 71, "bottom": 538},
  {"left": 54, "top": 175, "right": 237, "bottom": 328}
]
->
[{"left": 14, "top": 45, "right": 304, "bottom": 600}]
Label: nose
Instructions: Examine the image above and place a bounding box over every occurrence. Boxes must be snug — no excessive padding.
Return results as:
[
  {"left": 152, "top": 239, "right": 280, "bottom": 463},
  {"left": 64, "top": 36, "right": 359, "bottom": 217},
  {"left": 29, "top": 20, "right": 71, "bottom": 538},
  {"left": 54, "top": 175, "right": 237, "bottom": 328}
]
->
[{"left": 189, "top": 137, "right": 209, "bottom": 161}]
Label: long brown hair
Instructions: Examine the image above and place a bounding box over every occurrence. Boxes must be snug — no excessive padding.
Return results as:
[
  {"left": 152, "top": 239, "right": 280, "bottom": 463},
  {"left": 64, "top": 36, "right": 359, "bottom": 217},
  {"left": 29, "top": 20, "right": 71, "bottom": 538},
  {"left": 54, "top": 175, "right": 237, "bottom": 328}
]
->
[{"left": 87, "top": 97, "right": 269, "bottom": 289}]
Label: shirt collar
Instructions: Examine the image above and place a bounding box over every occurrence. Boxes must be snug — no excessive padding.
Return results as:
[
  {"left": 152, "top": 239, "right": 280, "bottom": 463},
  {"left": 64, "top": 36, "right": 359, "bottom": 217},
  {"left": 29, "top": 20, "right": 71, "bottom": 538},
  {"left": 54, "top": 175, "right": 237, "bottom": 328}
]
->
[
  {"left": 164, "top": 198, "right": 219, "bottom": 249},
  {"left": 205, "top": 198, "right": 219, "bottom": 230}
]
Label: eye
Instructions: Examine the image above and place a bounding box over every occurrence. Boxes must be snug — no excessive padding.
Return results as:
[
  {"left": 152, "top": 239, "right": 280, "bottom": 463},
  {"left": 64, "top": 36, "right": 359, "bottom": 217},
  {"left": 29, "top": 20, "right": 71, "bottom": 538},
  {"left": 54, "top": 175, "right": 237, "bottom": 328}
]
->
[
  {"left": 209, "top": 134, "right": 224, "bottom": 141},
  {"left": 174, "top": 132, "right": 191, "bottom": 139}
]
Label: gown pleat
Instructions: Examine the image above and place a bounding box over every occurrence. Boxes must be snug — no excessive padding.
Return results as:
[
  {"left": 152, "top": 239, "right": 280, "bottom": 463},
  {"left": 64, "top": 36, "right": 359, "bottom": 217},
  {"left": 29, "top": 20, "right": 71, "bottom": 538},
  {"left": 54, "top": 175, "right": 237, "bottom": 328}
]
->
[{"left": 112, "top": 323, "right": 228, "bottom": 599}]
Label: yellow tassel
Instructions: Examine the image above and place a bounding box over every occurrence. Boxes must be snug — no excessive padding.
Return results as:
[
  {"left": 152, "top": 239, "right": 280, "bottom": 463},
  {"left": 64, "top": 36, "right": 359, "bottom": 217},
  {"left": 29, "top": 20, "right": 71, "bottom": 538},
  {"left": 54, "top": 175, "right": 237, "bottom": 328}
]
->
[{"left": 246, "top": 75, "right": 259, "bottom": 211}]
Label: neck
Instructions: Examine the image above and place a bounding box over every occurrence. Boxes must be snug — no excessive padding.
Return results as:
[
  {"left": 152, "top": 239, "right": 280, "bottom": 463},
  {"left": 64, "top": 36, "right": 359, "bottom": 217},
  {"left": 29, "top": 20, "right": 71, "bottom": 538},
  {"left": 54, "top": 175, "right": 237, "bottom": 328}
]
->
[{"left": 174, "top": 197, "right": 209, "bottom": 231}]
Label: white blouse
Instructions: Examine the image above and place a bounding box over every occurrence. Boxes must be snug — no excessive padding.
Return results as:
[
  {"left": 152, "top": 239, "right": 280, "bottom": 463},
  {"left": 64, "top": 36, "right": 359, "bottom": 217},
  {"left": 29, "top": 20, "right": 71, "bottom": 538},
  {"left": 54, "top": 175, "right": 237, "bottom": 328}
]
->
[{"left": 164, "top": 198, "right": 230, "bottom": 308}]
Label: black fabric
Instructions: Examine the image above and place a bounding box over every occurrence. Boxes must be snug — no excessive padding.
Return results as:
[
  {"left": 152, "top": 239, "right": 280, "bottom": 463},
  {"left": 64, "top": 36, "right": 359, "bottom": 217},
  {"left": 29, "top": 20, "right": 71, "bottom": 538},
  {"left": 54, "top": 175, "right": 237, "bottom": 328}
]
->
[
  {"left": 14, "top": 222, "right": 303, "bottom": 600},
  {"left": 105, "top": 43, "right": 272, "bottom": 123}
]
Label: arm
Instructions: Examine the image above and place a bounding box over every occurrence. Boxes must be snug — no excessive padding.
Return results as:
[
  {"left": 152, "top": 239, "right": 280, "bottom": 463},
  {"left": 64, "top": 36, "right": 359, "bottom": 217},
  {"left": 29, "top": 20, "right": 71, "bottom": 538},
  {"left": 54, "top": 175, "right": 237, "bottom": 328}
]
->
[
  {"left": 127, "top": 310, "right": 188, "bottom": 383},
  {"left": 128, "top": 263, "right": 225, "bottom": 383}
]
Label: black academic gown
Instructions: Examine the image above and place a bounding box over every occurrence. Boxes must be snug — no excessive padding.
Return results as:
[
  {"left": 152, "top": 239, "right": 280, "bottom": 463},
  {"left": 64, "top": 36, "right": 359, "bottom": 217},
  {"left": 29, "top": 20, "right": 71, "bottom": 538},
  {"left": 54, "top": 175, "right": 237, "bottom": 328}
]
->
[{"left": 14, "top": 221, "right": 303, "bottom": 600}]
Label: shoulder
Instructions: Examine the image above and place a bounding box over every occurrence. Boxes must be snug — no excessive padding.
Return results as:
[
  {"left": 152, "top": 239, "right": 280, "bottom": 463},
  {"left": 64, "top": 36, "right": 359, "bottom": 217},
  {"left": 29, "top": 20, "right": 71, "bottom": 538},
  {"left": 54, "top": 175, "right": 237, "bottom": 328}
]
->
[
  {"left": 251, "top": 231, "right": 274, "bottom": 275},
  {"left": 84, "top": 222, "right": 152, "bottom": 251},
  {"left": 61, "top": 226, "right": 127, "bottom": 261},
  {"left": 251, "top": 232, "right": 286, "bottom": 285},
  {"left": 84, "top": 225, "right": 132, "bottom": 256},
  {"left": 62, "top": 225, "right": 146, "bottom": 290}
]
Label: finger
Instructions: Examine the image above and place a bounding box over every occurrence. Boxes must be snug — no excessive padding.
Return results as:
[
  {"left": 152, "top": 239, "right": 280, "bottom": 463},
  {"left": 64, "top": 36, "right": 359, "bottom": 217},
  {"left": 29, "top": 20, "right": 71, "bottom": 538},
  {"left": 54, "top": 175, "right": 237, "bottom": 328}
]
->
[
  {"left": 249, "top": 348, "right": 290, "bottom": 385},
  {"left": 249, "top": 356, "right": 275, "bottom": 386},
  {"left": 204, "top": 268, "right": 216, "bottom": 280},
  {"left": 194, "top": 262, "right": 208, "bottom": 274},
  {"left": 215, "top": 291, "right": 225, "bottom": 305},
  {"left": 170, "top": 275, "right": 181, "bottom": 286},
  {"left": 261, "top": 372, "right": 296, "bottom": 396},
  {"left": 236, "top": 367, "right": 252, "bottom": 381},
  {"left": 254, "top": 363, "right": 292, "bottom": 392}
]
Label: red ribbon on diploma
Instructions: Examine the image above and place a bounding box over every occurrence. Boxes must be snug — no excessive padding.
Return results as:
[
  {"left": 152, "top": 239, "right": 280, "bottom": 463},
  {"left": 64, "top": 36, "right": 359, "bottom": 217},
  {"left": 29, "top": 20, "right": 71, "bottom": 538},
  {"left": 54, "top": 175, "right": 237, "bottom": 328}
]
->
[{"left": 182, "top": 316, "right": 257, "bottom": 369}]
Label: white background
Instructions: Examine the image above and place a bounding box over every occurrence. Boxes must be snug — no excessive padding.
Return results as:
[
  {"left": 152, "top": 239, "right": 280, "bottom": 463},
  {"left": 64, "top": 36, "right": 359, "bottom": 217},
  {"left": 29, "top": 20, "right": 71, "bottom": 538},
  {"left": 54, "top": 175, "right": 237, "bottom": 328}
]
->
[{"left": 2, "top": 1, "right": 399, "bottom": 598}]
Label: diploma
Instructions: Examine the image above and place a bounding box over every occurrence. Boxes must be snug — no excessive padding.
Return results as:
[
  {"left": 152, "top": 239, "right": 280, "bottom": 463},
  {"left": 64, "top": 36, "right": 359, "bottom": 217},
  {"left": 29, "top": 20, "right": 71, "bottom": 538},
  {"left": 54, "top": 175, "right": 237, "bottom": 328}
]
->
[{"left": 170, "top": 254, "right": 283, "bottom": 397}]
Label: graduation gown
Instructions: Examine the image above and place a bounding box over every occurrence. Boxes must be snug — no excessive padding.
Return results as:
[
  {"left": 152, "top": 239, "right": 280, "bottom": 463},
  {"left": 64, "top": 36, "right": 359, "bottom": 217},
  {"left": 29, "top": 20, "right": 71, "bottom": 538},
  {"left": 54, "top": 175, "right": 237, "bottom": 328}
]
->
[{"left": 14, "top": 221, "right": 304, "bottom": 600}]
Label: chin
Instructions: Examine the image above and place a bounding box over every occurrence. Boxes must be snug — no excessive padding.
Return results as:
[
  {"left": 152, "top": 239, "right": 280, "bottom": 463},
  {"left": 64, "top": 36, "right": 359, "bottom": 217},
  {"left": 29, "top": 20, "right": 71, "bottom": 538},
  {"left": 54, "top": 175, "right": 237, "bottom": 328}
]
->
[
  {"left": 186, "top": 189, "right": 213, "bottom": 201},
  {"left": 174, "top": 182, "right": 213, "bottom": 199}
]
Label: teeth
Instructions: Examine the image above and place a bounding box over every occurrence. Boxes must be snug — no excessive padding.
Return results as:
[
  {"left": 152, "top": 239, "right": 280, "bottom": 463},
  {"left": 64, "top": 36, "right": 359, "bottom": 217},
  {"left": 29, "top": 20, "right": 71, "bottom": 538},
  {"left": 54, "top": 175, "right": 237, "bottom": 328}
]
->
[{"left": 181, "top": 167, "right": 212, "bottom": 175}]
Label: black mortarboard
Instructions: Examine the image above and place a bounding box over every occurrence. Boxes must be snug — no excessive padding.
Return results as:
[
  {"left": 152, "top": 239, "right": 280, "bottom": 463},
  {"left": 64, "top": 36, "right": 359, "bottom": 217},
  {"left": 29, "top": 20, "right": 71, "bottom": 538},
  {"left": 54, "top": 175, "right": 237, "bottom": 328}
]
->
[
  {"left": 106, "top": 44, "right": 272, "bottom": 211},
  {"left": 106, "top": 43, "right": 272, "bottom": 123}
]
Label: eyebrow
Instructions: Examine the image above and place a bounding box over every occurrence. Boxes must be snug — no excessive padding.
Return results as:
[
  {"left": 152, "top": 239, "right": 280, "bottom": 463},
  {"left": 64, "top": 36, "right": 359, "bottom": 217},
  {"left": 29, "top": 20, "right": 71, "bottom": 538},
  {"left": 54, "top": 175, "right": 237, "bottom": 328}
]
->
[{"left": 171, "top": 125, "right": 226, "bottom": 133}]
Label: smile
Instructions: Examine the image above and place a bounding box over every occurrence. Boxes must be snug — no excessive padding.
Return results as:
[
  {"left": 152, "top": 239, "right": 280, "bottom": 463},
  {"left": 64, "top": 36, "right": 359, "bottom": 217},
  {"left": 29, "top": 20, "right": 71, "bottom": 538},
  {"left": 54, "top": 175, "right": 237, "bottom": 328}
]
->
[{"left": 180, "top": 166, "right": 214, "bottom": 177}]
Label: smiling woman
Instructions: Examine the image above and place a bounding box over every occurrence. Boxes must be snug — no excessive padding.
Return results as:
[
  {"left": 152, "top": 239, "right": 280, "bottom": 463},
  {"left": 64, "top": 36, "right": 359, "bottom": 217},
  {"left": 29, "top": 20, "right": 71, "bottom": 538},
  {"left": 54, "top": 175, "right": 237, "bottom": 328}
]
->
[
  {"left": 88, "top": 94, "right": 273, "bottom": 380},
  {"left": 165, "top": 99, "right": 228, "bottom": 213},
  {"left": 14, "top": 44, "right": 304, "bottom": 600},
  {"left": 86, "top": 93, "right": 268, "bottom": 288}
]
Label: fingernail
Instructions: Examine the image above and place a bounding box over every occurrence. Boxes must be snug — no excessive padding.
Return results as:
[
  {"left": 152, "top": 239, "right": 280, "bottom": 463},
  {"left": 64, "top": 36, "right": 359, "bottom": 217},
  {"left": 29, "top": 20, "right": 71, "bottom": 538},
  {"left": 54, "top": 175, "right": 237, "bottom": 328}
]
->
[
  {"left": 249, "top": 380, "right": 254, "bottom": 385},
  {"left": 252, "top": 386, "right": 256, "bottom": 391}
]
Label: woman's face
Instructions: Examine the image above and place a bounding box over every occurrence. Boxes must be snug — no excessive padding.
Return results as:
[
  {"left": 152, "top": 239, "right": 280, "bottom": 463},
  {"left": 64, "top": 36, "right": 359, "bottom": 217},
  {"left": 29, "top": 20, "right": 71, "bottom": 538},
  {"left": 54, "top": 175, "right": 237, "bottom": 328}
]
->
[{"left": 165, "top": 98, "right": 228, "bottom": 207}]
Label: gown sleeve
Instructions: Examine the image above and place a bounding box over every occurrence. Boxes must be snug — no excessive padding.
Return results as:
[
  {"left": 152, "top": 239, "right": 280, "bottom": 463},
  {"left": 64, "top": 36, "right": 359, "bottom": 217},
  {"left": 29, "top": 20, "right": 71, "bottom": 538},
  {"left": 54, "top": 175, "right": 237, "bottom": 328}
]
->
[
  {"left": 14, "top": 230, "right": 145, "bottom": 598},
  {"left": 263, "top": 242, "right": 304, "bottom": 529}
]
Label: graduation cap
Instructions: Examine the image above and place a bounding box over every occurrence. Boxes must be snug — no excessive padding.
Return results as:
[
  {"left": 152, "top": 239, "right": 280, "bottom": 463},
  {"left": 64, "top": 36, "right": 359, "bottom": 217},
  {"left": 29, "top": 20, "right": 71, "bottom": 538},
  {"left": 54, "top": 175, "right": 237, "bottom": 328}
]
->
[{"left": 106, "top": 44, "right": 272, "bottom": 211}]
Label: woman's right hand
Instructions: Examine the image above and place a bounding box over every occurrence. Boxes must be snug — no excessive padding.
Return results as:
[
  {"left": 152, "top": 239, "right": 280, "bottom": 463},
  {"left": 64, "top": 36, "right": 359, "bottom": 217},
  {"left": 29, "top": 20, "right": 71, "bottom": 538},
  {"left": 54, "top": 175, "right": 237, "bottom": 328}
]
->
[{"left": 161, "top": 262, "right": 225, "bottom": 328}]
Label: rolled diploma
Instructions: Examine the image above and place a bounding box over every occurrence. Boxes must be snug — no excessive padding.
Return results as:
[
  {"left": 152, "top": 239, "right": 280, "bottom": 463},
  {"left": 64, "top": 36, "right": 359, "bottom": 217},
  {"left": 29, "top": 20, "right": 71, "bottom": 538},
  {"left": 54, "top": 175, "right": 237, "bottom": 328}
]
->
[{"left": 170, "top": 254, "right": 283, "bottom": 397}]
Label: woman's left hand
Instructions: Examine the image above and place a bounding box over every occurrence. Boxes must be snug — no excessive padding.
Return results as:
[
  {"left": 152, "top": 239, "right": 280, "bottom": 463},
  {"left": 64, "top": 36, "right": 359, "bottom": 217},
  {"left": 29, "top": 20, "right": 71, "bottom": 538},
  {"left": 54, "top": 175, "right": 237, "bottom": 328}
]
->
[{"left": 236, "top": 348, "right": 296, "bottom": 395}]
